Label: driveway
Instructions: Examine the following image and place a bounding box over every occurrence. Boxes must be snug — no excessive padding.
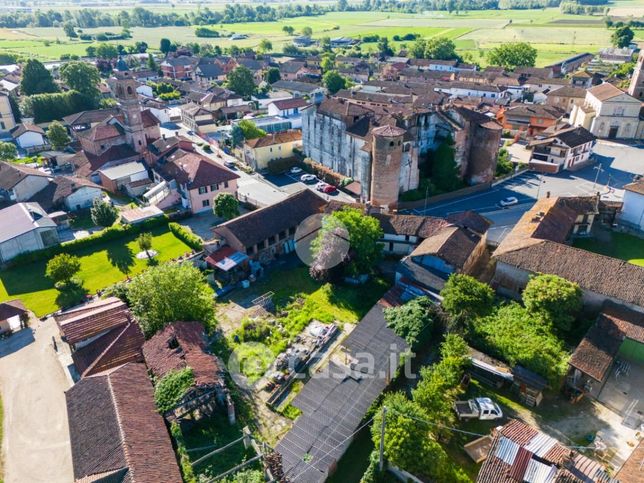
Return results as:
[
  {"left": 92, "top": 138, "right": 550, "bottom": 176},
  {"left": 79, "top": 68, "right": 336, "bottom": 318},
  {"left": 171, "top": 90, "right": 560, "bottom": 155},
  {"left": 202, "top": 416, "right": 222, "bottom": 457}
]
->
[{"left": 0, "top": 319, "right": 73, "bottom": 483}]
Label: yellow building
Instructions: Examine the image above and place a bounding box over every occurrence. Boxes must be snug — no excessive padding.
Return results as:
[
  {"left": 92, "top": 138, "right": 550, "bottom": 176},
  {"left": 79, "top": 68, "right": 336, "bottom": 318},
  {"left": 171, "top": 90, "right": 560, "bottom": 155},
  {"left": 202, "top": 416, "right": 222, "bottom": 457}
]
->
[
  {"left": 0, "top": 92, "right": 17, "bottom": 134},
  {"left": 243, "top": 130, "right": 302, "bottom": 170}
]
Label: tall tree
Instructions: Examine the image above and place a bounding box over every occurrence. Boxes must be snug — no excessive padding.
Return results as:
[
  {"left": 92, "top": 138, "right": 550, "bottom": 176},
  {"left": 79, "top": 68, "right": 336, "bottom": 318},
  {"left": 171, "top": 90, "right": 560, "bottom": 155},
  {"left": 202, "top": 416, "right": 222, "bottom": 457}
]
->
[
  {"left": 282, "top": 25, "right": 295, "bottom": 35},
  {"left": 213, "top": 193, "right": 240, "bottom": 220},
  {"left": 20, "top": 59, "right": 59, "bottom": 96},
  {"left": 160, "top": 37, "right": 173, "bottom": 55},
  {"left": 127, "top": 263, "right": 215, "bottom": 337},
  {"left": 323, "top": 70, "right": 347, "bottom": 94},
  {"left": 265, "top": 67, "right": 281, "bottom": 84},
  {"left": 611, "top": 26, "right": 634, "bottom": 48},
  {"left": 522, "top": 274, "right": 582, "bottom": 334},
  {"left": 487, "top": 42, "right": 537, "bottom": 70},
  {"left": 60, "top": 61, "right": 101, "bottom": 100},
  {"left": 431, "top": 138, "right": 461, "bottom": 192},
  {"left": 225, "top": 66, "right": 256, "bottom": 98},
  {"left": 0, "top": 141, "right": 17, "bottom": 161},
  {"left": 136, "top": 232, "right": 153, "bottom": 258},
  {"left": 47, "top": 121, "right": 71, "bottom": 150},
  {"left": 258, "top": 39, "right": 273, "bottom": 54},
  {"left": 63, "top": 21, "right": 77, "bottom": 38},
  {"left": 90, "top": 197, "right": 118, "bottom": 227},
  {"left": 46, "top": 254, "right": 81, "bottom": 286},
  {"left": 301, "top": 26, "right": 313, "bottom": 37},
  {"left": 424, "top": 36, "right": 458, "bottom": 60}
]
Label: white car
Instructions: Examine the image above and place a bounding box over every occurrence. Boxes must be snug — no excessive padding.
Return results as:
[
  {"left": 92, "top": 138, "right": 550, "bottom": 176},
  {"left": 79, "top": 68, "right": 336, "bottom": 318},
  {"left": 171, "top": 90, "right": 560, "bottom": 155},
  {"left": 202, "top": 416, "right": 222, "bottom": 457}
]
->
[
  {"left": 290, "top": 166, "right": 303, "bottom": 174},
  {"left": 300, "top": 174, "right": 317, "bottom": 183},
  {"left": 499, "top": 196, "right": 519, "bottom": 207}
]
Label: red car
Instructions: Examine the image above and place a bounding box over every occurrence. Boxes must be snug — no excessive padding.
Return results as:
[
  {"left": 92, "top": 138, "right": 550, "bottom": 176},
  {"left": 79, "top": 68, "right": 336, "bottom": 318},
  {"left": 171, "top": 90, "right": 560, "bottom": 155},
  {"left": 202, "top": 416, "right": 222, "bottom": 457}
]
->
[{"left": 321, "top": 184, "right": 337, "bottom": 194}]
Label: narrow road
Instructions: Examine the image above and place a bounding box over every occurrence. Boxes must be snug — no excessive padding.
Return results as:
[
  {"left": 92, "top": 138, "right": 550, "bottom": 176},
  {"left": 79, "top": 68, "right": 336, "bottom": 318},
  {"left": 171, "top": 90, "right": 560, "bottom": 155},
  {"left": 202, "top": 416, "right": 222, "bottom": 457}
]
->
[{"left": 0, "top": 319, "right": 73, "bottom": 483}]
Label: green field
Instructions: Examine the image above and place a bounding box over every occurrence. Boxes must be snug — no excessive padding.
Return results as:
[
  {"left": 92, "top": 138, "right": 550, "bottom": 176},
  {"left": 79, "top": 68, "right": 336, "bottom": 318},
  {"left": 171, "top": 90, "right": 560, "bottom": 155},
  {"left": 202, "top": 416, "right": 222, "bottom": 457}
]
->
[
  {"left": 0, "top": 6, "right": 642, "bottom": 66},
  {"left": 0, "top": 226, "right": 191, "bottom": 317}
]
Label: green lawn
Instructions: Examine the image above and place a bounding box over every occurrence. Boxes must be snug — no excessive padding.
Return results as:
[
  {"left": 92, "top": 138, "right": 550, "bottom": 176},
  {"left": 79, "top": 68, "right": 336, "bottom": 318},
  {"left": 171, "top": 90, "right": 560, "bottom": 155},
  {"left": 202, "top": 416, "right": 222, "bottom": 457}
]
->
[
  {"left": 0, "top": 226, "right": 191, "bottom": 317},
  {"left": 573, "top": 232, "right": 644, "bottom": 267}
]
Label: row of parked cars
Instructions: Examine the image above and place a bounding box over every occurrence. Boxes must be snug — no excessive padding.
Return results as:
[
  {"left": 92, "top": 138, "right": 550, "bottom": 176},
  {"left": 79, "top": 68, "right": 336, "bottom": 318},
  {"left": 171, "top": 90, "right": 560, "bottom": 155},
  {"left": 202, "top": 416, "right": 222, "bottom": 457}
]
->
[{"left": 289, "top": 167, "right": 338, "bottom": 194}]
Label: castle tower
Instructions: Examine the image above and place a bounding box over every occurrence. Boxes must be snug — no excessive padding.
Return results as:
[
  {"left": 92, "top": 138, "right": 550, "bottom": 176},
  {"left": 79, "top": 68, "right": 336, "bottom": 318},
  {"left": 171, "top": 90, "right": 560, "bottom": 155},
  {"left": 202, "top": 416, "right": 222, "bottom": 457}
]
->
[
  {"left": 108, "top": 68, "right": 147, "bottom": 153},
  {"left": 370, "top": 125, "right": 406, "bottom": 209},
  {"left": 628, "top": 50, "right": 644, "bottom": 101}
]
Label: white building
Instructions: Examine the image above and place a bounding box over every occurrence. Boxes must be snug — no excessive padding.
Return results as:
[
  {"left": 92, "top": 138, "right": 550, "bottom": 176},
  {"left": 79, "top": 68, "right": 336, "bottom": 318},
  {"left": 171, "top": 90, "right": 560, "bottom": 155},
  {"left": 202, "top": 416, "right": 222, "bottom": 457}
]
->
[
  {"left": 267, "top": 98, "right": 309, "bottom": 130},
  {"left": 11, "top": 123, "right": 46, "bottom": 149},
  {"left": 570, "top": 83, "right": 642, "bottom": 140},
  {"left": 620, "top": 180, "right": 644, "bottom": 231},
  {"left": 0, "top": 202, "right": 59, "bottom": 263},
  {"left": 528, "top": 126, "right": 596, "bottom": 173}
]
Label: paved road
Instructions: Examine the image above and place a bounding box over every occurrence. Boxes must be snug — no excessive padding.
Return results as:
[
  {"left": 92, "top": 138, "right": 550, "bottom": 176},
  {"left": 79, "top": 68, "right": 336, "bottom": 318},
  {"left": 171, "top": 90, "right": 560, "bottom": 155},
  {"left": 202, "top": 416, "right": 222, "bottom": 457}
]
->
[
  {"left": 413, "top": 140, "right": 644, "bottom": 219},
  {"left": 0, "top": 319, "right": 73, "bottom": 483}
]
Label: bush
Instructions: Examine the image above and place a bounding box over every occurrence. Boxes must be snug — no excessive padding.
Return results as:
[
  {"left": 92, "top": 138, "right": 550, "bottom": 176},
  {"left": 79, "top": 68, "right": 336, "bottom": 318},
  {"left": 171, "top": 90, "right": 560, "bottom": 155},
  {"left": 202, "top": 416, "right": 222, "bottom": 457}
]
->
[
  {"left": 154, "top": 367, "right": 195, "bottom": 412},
  {"left": 195, "top": 26, "right": 220, "bottom": 38},
  {"left": 21, "top": 90, "right": 96, "bottom": 123},
  {"left": 168, "top": 222, "right": 203, "bottom": 251},
  {"left": 233, "top": 318, "right": 272, "bottom": 343}
]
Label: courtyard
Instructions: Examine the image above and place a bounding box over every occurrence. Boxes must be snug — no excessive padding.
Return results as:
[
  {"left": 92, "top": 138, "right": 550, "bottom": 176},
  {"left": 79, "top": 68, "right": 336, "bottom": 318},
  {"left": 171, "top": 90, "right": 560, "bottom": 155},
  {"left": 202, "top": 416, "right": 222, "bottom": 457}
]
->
[{"left": 574, "top": 231, "right": 644, "bottom": 267}]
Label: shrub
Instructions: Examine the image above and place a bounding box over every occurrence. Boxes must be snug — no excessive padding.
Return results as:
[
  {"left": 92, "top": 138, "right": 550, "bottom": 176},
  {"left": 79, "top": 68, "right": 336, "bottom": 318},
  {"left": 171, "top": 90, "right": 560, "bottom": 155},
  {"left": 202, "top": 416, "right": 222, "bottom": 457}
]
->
[
  {"left": 154, "top": 367, "right": 195, "bottom": 412},
  {"left": 168, "top": 222, "right": 203, "bottom": 251}
]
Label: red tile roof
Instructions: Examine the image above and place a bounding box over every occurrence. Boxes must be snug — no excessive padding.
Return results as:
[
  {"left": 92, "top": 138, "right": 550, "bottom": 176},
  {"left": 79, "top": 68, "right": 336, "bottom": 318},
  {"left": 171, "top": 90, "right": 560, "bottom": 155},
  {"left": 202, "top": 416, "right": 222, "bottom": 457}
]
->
[
  {"left": 56, "top": 297, "right": 131, "bottom": 345},
  {"left": 616, "top": 438, "right": 644, "bottom": 482},
  {"left": 271, "top": 97, "right": 309, "bottom": 111},
  {"left": 71, "top": 322, "right": 145, "bottom": 378},
  {"left": 65, "top": 363, "right": 183, "bottom": 483},
  {"left": 160, "top": 151, "right": 239, "bottom": 189},
  {"left": 142, "top": 321, "right": 223, "bottom": 387}
]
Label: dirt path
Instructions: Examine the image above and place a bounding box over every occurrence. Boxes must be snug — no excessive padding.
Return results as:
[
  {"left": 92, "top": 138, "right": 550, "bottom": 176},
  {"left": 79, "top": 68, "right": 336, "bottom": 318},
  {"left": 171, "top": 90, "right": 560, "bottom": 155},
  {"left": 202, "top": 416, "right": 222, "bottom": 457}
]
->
[{"left": 0, "top": 319, "right": 73, "bottom": 483}]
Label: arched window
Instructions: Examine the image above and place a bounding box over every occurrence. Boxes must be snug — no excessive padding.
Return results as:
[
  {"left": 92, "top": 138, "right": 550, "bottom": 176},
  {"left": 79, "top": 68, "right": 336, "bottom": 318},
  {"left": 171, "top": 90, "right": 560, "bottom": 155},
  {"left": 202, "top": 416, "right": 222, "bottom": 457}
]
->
[{"left": 127, "top": 86, "right": 133, "bottom": 95}]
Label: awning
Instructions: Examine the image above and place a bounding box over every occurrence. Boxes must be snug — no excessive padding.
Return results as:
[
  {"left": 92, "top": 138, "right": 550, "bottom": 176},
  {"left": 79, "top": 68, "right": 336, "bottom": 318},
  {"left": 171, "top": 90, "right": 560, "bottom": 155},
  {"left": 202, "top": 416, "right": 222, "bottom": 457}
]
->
[{"left": 205, "top": 246, "right": 249, "bottom": 272}]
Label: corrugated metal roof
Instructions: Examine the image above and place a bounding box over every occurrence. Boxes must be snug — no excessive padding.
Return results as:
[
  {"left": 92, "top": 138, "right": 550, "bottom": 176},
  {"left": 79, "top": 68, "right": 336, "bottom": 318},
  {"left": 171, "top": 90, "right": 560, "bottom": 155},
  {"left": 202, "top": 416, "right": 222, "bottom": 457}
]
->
[
  {"left": 495, "top": 436, "right": 520, "bottom": 465},
  {"left": 525, "top": 432, "right": 558, "bottom": 458},
  {"left": 523, "top": 458, "right": 557, "bottom": 483}
]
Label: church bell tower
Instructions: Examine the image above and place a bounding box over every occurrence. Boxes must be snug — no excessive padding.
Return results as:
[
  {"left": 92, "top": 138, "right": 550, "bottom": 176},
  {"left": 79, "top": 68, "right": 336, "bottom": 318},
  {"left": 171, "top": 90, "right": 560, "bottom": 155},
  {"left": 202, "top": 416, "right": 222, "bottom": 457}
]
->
[{"left": 108, "top": 62, "right": 147, "bottom": 153}]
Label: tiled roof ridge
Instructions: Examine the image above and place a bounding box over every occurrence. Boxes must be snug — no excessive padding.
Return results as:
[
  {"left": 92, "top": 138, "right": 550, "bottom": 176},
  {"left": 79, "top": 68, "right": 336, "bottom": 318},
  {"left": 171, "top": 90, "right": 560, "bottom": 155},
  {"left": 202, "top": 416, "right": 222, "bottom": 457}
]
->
[{"left": 106, "top": 369, "right": 131, "bottom": 478}]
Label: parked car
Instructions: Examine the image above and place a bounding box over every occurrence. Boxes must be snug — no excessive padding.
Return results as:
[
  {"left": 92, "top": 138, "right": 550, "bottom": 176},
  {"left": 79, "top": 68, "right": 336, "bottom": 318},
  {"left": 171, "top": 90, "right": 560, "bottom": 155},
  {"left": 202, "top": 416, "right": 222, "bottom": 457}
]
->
[
  {"left": 453, "top": 398, "right": 503, "bottom": 421},
  {"left": 321, "top": 184, "right": 337, "bottom": 194},
  {"left": 300, "top": 174, "right": 317, "bottom": 183},
  {"left": 290, "top": 166, "right": 303, "bottom": 175},
  {"left": 499, "top": 196, "right": 519, "bottom": 207},
  {"left": 224, "top": 160, "right": 236, "bottom": 169}
]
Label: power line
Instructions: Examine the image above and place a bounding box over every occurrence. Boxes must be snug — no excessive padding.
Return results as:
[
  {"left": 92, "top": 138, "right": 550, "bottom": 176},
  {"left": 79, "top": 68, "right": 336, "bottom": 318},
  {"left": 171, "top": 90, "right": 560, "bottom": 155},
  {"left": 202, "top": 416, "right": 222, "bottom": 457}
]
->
[{"left": 387, "top": 407, "right": 489, "bottom": 438}]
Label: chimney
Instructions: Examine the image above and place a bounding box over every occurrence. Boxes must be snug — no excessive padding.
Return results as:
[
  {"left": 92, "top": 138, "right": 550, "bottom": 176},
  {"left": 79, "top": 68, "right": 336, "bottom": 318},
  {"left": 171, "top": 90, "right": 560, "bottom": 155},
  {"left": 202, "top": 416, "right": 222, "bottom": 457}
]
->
[
  {"left": 162, "top": 133, "right": 166, "bottom": 140},
  {"left": 546, "top": 191, "right": 551, "bottom": 198}
]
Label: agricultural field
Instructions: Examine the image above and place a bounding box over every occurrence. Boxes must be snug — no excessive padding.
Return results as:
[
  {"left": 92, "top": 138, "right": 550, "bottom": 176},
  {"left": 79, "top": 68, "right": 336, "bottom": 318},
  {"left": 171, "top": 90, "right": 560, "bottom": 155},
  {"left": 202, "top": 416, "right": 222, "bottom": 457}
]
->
[{"left": 0, "top": 6, "right": 642, "bottom": 66}]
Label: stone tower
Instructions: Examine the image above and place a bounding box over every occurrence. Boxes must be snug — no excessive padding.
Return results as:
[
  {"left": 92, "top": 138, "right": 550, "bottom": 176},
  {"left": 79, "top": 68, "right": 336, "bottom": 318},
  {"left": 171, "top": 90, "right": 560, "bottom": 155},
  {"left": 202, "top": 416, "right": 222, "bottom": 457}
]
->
[
  {"left": 628, "top": 50, "right": 644, "bottom": 101},
  {"left": 370, "top": 125, "right": 406, "bottom": 209},
  {"left": 109, "top": 69, "right": 147, "bottom": 153}
]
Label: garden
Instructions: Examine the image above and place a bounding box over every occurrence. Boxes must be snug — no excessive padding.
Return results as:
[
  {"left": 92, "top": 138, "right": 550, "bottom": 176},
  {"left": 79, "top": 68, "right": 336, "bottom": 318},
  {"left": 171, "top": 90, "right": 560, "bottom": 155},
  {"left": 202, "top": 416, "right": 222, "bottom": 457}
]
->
[
  {"left": 574, "top": 231, "right": 644, "bottom": 267},
  {"left": 0, "top": 225, "right": 192, "bottom": 316}
]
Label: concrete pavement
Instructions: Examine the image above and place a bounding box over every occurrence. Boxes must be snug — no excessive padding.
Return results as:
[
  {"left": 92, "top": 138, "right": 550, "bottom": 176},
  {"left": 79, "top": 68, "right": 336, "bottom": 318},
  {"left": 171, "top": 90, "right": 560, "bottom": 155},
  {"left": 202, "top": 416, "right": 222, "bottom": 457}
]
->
[{"left": 0, "top": 319, "right": 73, "bottom": 483}]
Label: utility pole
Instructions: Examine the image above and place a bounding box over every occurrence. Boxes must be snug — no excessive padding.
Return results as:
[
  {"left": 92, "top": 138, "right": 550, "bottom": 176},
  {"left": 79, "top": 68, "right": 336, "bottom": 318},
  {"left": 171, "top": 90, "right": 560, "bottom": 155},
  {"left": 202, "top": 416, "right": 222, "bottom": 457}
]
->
[
  {"left": 379, "top": 406, "right": 387, "bottom": 472},
  {"left": 592, "top": 163, "right": 604, "bottom": 190}
]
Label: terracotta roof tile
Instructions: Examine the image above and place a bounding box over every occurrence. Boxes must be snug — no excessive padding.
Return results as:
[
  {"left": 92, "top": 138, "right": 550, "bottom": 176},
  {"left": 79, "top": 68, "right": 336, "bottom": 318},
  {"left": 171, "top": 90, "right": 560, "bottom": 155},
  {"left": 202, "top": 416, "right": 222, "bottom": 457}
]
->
[{"left": 56, "top": 297, "right": 131, "bottom": 345}]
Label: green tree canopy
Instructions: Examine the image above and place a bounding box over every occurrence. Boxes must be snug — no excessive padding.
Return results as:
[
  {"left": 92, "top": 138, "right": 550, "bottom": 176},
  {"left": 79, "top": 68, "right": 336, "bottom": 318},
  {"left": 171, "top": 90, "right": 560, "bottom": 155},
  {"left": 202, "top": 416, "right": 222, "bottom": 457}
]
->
[
  {"left": 46, "top": 121, "right": 71, "bottom": 150},
  {"left": 213, "top": 192, "right": 240, "bottom": 220},
  {"left": 127, "top": 263, "right": 215, "bottom": 337},
  {"left": 522, "top": 274, "right": 582, "bottom": 334},
  {"left": 136, "top": 232, "right": 153, "bottom": 258},
  {"left": 238, "top": 119, "right": 266, "bottom": 140},
  {"left": 323, "top": 70, "right": 347, "bottom": 94},
  {"left": 611, "top": 26, "right": 635, "bottom": 48},
  {"left": 258, "top": 39, "right": 273, "bottom": 53},
  {"left": 230, "top": 124, "right": 244, "bottom": 147},
  {"left": 60, "top": 61, "right": 101, "bottom": 100},
  {"left": 225, "top": 66, "right": 256, "bottom": 99},
  {"left": 96, "top": 43, "right": 119, "bottom": 59},
  {"left": 46, "top": 253, "right": 81, "bottom": 285},
  {"left": 487, "top": 42, "right": 537, "bottom": 70},
  {"left": 90, "top": 197, "right": 118, "bottom": 227},
  {"left": 440, "top": 274, "right": 495, "bottom": 320},
  {"left": 63, "top": 21, "right": 77, "bottom": 38},
  {"left": 160, "top": 37, "right": 173, "bottom": 55},
  {"left": 425, "top": 36, "right": 458, "bottom": 60},
  {"left": 265, "top": 67, "right": 281, "bottom": 84},
  {"left": 301, "top": 26, "right": 313, "bottom": 37},
  {"left": 154, "top": 367, "right": 195, "bottom": 412},
  {"left": 0, "top": 141, "right": 17, "bottom": 161},
  {"left": 282, "top": 25, "right": 295, "bottom": 35},
  {"left": 20, "top": 59, "right": 59, "bottom": 96},
  {"left": 384, "top": 296, "right": 434, "bottom": 349},
  {"left": 431, "top": 138, "right": 461, "bottom": 192}
]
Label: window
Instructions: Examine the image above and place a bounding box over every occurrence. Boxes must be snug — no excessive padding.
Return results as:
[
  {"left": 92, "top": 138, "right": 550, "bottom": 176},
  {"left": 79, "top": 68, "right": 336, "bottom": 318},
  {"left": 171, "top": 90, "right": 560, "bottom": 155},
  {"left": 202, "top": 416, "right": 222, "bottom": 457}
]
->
[
  {"left": 210, "top": 183, "right": 219, "bottom": 191},
  {"left": 198, "top": 187, "right": 207, "bottom": 194},
  {"left": 202, "top": 199, "right": 210, "bottom": 207},
  {"left": 224, "top": 181, "right": 229, "bottom": 188}
]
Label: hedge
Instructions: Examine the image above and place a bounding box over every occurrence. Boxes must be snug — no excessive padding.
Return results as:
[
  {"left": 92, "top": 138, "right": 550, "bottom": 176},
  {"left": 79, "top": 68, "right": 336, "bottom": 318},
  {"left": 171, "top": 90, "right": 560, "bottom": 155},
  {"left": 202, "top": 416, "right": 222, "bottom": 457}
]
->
[
  {"left": 8, "top": 216, "right": 170, "bottom": 267},
  {"left": 168, "top": 222, "right": 203, "bottom": 251}
]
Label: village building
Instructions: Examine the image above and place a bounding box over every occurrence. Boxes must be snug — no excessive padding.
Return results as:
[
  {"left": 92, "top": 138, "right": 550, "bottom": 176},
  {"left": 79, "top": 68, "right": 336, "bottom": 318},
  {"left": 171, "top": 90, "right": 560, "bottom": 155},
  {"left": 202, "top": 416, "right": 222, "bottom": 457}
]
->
[
  {"left": 160, "top": 55, "right": 198, "bottom": 80},
  {"left": 527, "top": 126, "right": 596, "bottom": 173},
  {"left": 570, "top": 83, "right": 642, "bottom": 140},
  {"left": 142, "top": 321, "right": 235, "bottom": 423},
  {"left": 0, "top": 300, "right": 28, "bottom": 334},
  {"left": 29, "top": 175, "right": 105, "bottom": 212},
  {"left": 212, "top": 189, "right": 327, "bottom": 263},
  {"left": 98, "top": 161, "right": 151, "bottom": 197},
  {"left": 243, "top": 130, "right": 302, "bottom": 171},
  {"left": 0, "top": 202, "right": 59, "bottom": 263},
  {"left": 0, "top": 91, "right": 16, "bottom": 134},
  {"left": 65, "top": 362, "right": 183, "bottom": 483},
  {"left": 476, "top": 419, "right": 614, "bottom": 483},
  {"left": 619, "top": 179, "right": 644, "bottom": 231},
  {"left": 267, "top": 97, "right": 309, "bottom": 129},
  {"left": 0, "top": 162, "right": 51, "bottom": 203},
  {"left": 302, "top": 91, "right": 501, "bottom": 208},
  {"left": 11, "top": 123, "right": 46, "bottom": 150},
  {"left": 627, "top": 50, "right": 644, "bottom": 100},
  {"left": 545, "top": 86, "right": 587, "bottom": 113},
  {"left": 496, "top": 104, "right": 565, "bottom": 137}
]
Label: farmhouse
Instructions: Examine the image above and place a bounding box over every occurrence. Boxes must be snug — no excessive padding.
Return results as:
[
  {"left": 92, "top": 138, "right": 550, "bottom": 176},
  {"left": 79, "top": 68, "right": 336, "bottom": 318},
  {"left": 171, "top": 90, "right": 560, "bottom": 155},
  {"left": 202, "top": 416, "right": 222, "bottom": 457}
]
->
[
  {"left": 0, "top": 202, "right": 59, "bottom": 263},
  {"left": 142, "top": 321, "right": 234, "bottom": 423},
  {"left": 65, "top": 362, "right": 182, "bottom": 483}
]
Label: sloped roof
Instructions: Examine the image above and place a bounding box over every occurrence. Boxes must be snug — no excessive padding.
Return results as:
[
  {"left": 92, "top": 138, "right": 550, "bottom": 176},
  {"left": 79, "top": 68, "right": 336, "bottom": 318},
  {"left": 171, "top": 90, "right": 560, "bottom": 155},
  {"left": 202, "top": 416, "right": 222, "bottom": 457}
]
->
[
  {"left": 77, "top": 122, "right": 124, "bottom": 142},
  {"left": 0, "top": 161, "right": 50, "bottom": 190},
  {"left": 0, "top": 299, "right": 27, "bottom": 321},
  {"left": 624, "top": 179, "right": 644, "bottom": 195},
  {"left": 30, "top": 176, "right": 103, "bottom": 212},
  {"left": 63, "top": 108, "right": 120, "bottom": 126},
  {"left": 70, "top": 144, "right": 139, "bottom": 177},
  {"left": 157, "top": 151, "right": 239, "bottom": 189},
  {"left": 65, "top": 363, "right": 182, "bottom": 482},
  {"left": 411, "top": 225, "right": 481, "bottom": 269},
  {"left": 142, "top": 321, "right": 223, "bottom": 387},
  {"left": 11, "top": 123, "right": 45, "bottom": 138},
  {"left": 55, "top": 297, "right": 131, "bottom": 345},
  {"left": 373, "top": 212, "right": 452, "bottom": 238},
  {"left": 588, "top": 83, "right": 626, "bottom": 101},
  {"left": 569, "top": 304, "right": 644, "bottom": 382},
  {"left": 245, "top": 130, "right": 302, "bottom": 148},
  {"left": 213, "top": 189, "right": 327, "bottom": 248},
  {"left": 71, "top": 322, "right": 145, "bottom": 378},
  {"left": 270, "top": 97, "right": 309, "bottom": 111},
  {"left": 550, "top": 126, "right": 596, "bottom": 148},
  {"left": 0, "top": 202, "right": 56, "bottom": 244}
]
